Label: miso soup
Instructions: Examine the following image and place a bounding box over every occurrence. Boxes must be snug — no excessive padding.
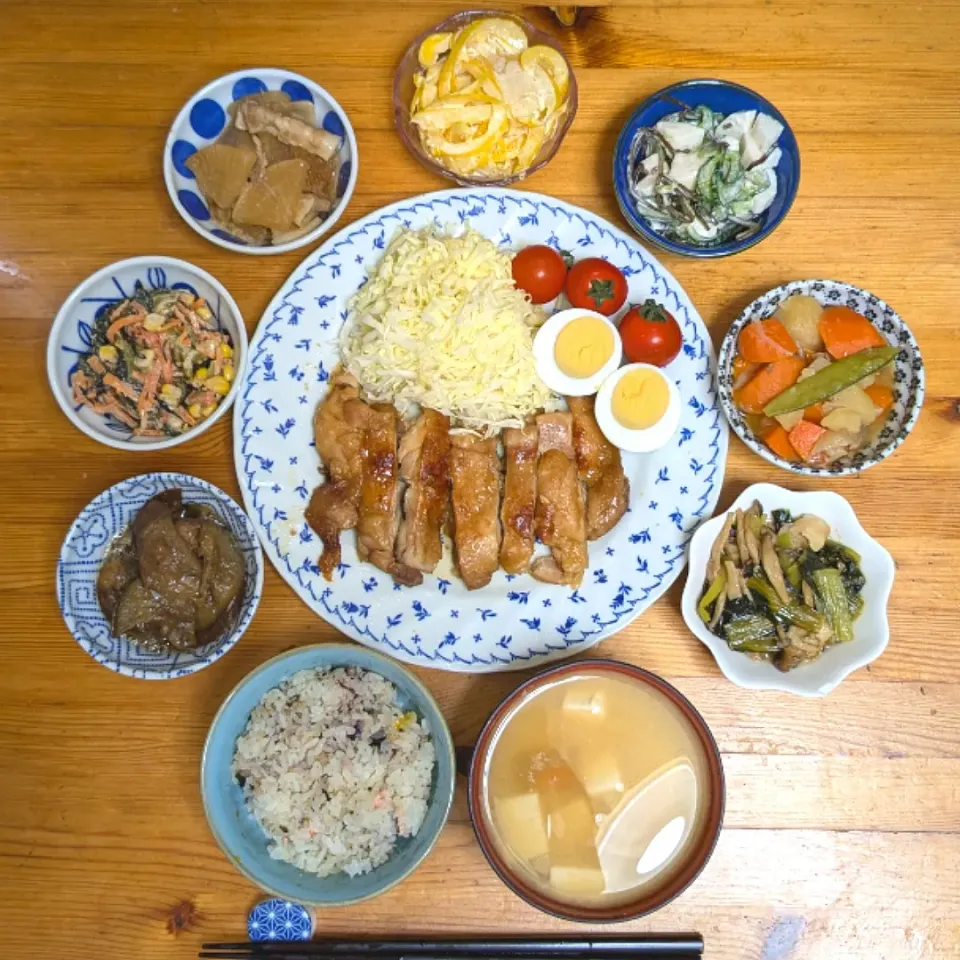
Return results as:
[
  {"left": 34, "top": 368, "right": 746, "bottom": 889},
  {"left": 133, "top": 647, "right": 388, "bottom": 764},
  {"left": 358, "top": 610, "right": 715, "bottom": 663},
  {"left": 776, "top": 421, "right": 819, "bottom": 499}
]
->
[{"left": 481, "top": 669, "right": 712, "bottom": 906}]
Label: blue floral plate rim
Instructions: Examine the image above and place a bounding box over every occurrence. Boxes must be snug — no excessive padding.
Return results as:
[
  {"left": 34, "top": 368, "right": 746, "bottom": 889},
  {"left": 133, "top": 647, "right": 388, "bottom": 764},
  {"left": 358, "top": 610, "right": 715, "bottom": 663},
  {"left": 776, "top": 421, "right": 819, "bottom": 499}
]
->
[{"left": 234, "top": 187, "right": 728, "bottom": 672}]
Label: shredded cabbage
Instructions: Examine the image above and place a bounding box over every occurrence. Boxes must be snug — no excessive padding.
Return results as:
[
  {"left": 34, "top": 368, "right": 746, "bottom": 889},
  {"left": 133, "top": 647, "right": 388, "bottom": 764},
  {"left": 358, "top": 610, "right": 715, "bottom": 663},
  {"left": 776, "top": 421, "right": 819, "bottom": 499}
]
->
[{"left": 339, "top": 225, "right": 557, "bottom": 432}]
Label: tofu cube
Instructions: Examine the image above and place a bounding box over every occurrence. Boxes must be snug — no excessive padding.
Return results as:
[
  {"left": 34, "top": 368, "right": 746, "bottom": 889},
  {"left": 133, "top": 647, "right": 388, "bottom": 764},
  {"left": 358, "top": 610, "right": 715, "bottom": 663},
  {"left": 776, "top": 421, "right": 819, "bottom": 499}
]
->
[
  {"left": 494, "top": 793, "right": 549, "bottom": 862},
  {"left": 549, "top": 864, "right": 606, "bottom": 898}
]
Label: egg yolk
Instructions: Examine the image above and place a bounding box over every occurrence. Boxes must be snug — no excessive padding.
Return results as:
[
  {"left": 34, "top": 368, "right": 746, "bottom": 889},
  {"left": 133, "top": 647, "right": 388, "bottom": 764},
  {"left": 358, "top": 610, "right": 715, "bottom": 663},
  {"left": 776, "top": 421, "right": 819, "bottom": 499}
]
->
[
  {"left": 554, "top": 317, "right": 614, "bottom": 379},
  {"left": 612, "top": 368, "right": 670, "bottom": 430}
]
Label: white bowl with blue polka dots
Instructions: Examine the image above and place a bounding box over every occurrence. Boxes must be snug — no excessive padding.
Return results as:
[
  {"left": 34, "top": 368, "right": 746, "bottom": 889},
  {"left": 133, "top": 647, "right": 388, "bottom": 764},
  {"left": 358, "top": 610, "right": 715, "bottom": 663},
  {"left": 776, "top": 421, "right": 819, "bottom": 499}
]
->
[{"left": 163, "top": 68, "right": 358, "bottom": 255}]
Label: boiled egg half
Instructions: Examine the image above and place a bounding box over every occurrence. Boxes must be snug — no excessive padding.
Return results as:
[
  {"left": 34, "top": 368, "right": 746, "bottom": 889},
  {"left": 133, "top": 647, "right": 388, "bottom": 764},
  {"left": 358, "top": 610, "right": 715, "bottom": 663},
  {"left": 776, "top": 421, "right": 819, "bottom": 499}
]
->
[
  {"left": 595, "top": 363, "right": 681, "bottom": 453},
  {"left": 533, "top": 308, "right": 622, "bottom": 397}
]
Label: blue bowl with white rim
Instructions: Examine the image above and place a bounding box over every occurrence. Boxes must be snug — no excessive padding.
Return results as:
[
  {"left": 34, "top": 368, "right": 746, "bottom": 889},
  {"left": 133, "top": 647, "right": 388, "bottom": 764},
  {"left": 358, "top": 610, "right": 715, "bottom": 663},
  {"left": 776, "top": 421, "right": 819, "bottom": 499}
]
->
[
  {"left": 46, "top": 256, "right": 246, "bottom": 451},
  {"left": 57, "top": 472, "right": 264, "bottom": 679},
  {"left": 613, "top": 79, "right": 800, "bottom": 258},
  {"left": 201, "top": 644, "right": 456, "bottom": 906},
  {"left": 163, "top": 68, "right": 358, "bottom": 255}
]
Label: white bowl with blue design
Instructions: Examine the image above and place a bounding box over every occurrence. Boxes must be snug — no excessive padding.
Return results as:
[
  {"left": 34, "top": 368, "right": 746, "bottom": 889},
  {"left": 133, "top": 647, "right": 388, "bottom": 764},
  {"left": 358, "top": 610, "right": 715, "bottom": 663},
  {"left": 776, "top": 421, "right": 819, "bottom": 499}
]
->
[
  {"left": 717, "top": 279, "right": 925, "bottom": 476},
  {"left": 47, "top": 256, "right": 246, "bottom": 451},
  {"left": 57, "top": 472, "right": 264, "bottom": 679},
  {"left": 164, "top": 68, "right": 358, "bottom": 255},
  {"left": 236, "top": 188, "right": 729, "bottom": 672}
]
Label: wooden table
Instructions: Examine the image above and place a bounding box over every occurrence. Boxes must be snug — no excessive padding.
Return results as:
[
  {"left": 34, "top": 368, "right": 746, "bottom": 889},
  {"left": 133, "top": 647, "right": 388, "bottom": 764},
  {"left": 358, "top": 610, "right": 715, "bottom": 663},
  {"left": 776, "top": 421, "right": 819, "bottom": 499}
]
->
[{"left": 2, "top": 1, "right": 959, "bottom": 957}]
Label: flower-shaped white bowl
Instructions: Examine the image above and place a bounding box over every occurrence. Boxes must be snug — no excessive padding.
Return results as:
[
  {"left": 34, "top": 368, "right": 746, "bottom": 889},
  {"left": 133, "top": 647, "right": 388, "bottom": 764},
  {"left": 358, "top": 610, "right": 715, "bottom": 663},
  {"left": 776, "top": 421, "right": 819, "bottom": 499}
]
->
[
  {"left": 164, "top": 68, "right": 358, "bottom": 255},
  {"left": 47, "top": 256, "right": 246, "bottom": 451},
  {"left": 681, "top": 482, "right": 895, "bottom": 697}
]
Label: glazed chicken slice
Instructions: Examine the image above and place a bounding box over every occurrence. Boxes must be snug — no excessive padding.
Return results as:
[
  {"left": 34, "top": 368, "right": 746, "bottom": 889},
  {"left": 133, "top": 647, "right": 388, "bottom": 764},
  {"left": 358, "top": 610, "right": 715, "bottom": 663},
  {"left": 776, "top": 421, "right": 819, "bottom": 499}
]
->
[
  {"left": 305, "top": 371, "right": 367, "bottom": 580},
  {"left": 357, "top": 403, "right": 423, "bottom": 587},
  {"left": 567, "top": 395, "right": 630, "bottom": 540},
  {"left": 532, "top": 413, "right": 587, "bottom": 587},
  {"left": 396, "top": 409, "right": 451, "bottom": 574},
  {"left": 500, "top": 422, "right": 538, "bottom": 574},
  {"left": 450, "top": 434, "right": 502, "bottom": 590}
]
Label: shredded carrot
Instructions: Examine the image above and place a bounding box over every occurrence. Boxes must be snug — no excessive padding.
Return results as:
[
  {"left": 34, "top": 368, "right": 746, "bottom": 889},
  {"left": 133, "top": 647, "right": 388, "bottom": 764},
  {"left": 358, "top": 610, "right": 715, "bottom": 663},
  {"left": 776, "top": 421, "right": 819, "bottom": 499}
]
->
[
  {"left": 787, "top": 420, "right": 827, "bottom": 461},
  {"left": 738, "top": 318, "right": 798, "bottom": 363},
  {"left": 819, "top": 307, "right": 887, "bottom": 359},
  {"left": 734, "top": 356, "right": 807, "bottom": 414},
  {"left": 102, "top": 373, "right": 139, "bottom": 402},
  {"left": 105, "top": 313, "right": 144, "bottom": 343}
]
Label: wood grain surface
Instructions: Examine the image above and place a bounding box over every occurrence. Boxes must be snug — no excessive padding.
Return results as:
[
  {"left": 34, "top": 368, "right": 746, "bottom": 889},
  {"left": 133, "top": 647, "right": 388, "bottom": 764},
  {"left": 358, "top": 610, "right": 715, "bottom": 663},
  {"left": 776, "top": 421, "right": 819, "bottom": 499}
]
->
[{"left": 1, "top": 1, "right": 959, "bottom": 958}]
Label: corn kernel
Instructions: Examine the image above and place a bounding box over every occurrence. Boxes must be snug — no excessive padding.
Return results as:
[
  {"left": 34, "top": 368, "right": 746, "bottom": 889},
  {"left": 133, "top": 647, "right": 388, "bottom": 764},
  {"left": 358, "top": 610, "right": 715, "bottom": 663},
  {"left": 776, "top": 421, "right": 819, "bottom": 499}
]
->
[
  {"left": 220, "top": 343, "right": 233, "bottom": 359},
  {"left": 205, "top": 375, "right": 230, "bottom": 396},
  {"left": 196, "top": 306, "right": 213, "bottom": 320},
  {"left": 160, "top": 383, "right": 183, "bottom": 405},
  {"left": 394, "top": 711, "right": 417, "bottom": 732},
  {"left": 194, "top": 366, "right": 209, "bottom": 382},
  {"left": 223, "top": 363, "right": 235, "bottom": 383},
  {"left": 201, "top": 403, "right": 218, "bottom": 417},
  {"left": 188, "top": 403, "right": 203, "bottom": 419},
  {"left": 98, "top": 344, "right": 118, "bottom": 364}
]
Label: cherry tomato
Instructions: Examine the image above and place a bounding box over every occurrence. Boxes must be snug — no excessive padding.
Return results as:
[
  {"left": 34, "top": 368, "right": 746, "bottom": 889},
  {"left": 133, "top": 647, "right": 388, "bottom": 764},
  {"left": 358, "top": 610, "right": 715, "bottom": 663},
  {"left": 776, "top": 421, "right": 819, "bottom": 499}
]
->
[
  {"left": 564, "top": 258, "right": 627, "bottom": 315},
  {"left": 511, "top": 245, "right": 568, "bottom": 304},
  {"left": 618, "top": 299, "right": 683, "bottom": 367}
]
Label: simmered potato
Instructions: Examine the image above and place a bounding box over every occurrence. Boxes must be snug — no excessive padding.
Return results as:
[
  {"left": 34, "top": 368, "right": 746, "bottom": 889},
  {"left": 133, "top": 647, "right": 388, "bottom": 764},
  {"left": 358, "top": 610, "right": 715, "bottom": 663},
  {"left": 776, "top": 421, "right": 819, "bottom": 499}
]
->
[{"left": 775, "top": 295, "right": 824, "bottom": 352}]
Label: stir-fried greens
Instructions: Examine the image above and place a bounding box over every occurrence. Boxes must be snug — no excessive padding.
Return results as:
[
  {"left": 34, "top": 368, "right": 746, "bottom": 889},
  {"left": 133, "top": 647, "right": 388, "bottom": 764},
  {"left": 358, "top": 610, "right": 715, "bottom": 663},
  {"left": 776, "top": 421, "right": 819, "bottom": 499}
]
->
[
  {"left": 698, "top": 503, "right": 865, "bottom": 671},
  {"left": 70, "top": 285, "right": 235, "bottom": 438}
]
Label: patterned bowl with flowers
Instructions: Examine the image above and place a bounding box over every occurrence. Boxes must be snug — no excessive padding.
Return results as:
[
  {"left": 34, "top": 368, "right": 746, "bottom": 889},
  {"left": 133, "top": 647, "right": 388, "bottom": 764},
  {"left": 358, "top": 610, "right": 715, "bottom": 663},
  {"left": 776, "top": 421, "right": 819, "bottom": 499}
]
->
[
  {"left": 57, "top": 472, "right": 263, "bottom": 679},
  {"left": 717, "top": 279, "right": 924, "bottom": 476}
]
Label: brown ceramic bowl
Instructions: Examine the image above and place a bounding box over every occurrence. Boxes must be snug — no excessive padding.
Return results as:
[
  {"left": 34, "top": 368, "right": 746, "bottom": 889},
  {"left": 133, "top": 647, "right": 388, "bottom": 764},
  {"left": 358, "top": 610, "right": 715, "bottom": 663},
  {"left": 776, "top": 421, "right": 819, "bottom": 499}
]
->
[{"left": 467, "top": 659, "right": 724, "bottom": 922}]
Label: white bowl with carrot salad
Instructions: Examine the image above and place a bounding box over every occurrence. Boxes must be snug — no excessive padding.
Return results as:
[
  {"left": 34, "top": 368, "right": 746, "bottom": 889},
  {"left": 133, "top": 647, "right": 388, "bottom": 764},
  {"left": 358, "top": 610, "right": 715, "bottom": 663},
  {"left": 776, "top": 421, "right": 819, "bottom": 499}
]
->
[
  {"left": 716, "top": 279, "right": 924, "bottom": 476},
  {"left": 47, "top": 256, "right": 246, "bottom": 450}
]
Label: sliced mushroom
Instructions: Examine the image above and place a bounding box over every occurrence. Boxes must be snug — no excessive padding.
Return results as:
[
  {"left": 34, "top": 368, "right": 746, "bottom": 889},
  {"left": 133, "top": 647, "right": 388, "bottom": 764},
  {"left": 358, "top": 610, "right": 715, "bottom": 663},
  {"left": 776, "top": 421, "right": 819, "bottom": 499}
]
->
[
  {"left": 709, "top": 589, "right": 727, "bottom": 630},
  {"left": 735, "top": 509, "right": 749, "bottom": 568},
  {"left": 724, "top": 540, "right": 742, "bottom": 566},
  {"left": 761, "top": 531, "right": 792, "bottom": 604},
  {"left": 790, "top": 514, "right": 831, "bottom": 552},
  {"left": 707, "top": 512, "right": 735, "bottom": 582},
  {"left": 724, "top": 559, "right": 743, "bottom": 600},
  {"left": 776, "top": 624, "right": 829, "bottom": 671}
]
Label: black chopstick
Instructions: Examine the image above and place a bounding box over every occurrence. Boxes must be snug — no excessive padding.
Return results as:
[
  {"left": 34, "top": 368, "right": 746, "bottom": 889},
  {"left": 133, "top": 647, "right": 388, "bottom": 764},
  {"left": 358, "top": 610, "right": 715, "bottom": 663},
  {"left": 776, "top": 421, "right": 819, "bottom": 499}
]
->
[{"left": 199, "top": 937, "right": 704, "bottom": 959}]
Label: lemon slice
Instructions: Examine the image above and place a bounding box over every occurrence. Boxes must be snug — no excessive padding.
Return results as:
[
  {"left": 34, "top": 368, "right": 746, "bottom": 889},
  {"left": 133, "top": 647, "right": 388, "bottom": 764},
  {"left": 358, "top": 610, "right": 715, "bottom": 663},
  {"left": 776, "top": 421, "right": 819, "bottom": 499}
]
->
[
  {"left": 515, "top": 124, "right": 545, "bottom": 169},
  {"left": 412, "top": 101, "right": 494, "bottom": 133},
  {"left": 418, "top": 32, "right": 452, "bottom": 69},
  {"left": 434, "top": 104, "right": 507, "bottom": 156},
  {"left": 520, "top": 45, "right": 570, "bottom": 99},
  {"left": 439, "top": 17, "right": 528, "bottom": 95}
]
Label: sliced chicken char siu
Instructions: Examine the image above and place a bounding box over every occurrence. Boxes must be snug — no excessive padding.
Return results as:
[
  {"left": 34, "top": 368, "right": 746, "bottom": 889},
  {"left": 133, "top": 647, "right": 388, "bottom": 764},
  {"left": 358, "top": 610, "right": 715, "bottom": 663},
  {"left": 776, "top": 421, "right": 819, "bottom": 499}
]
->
[
  {"left": 532, "top": 412, "right": 588, "bottom": 587},
  {"left": 356, "top": 403, "right": 423, "bottom": 587},
  {"left": 396, "top": 409, "right": 451, "bottom": 573},
  {"left": 499, "top": 422, "right": 538, "bottom": 574},
  {"left": 450, "top": 434, "right": 502, "bottom": 590},
  {"left": 305, "top": 371, "right": 366, "bottom": 580},
  {"left": 567, "top": 395, "right": 630, "bottom": 540}
]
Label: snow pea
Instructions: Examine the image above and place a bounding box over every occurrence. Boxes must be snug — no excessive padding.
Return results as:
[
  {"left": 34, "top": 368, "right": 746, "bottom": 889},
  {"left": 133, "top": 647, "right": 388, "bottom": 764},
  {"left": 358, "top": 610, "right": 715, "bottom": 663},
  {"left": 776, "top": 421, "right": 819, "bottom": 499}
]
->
[{"left": 763, "top": 345, "right": 898, "bottom": 416}]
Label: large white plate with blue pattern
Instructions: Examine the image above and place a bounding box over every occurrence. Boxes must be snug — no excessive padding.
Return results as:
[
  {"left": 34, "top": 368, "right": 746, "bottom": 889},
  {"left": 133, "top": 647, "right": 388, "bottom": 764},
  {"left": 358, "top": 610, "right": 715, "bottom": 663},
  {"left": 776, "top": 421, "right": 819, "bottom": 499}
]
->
[{"left": 235, "top": 189, "right": 727, "bottom": 672}]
